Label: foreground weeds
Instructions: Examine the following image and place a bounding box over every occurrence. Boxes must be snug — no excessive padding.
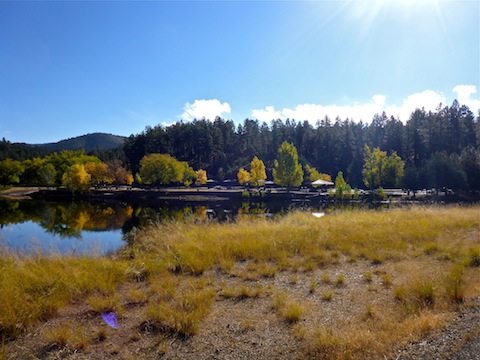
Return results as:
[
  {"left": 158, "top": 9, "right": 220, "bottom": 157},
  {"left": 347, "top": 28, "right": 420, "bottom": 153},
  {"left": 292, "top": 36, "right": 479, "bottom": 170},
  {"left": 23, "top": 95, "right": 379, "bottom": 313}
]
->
[{"left": 1, "top": 205, "right": 479, "bottom": 359}]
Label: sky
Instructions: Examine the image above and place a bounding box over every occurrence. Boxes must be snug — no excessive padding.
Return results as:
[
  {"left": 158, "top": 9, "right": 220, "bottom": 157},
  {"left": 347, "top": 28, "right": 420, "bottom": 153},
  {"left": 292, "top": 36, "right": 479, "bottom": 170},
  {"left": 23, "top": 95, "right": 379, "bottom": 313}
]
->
[{"left": 1, "top": 0, "right": 479, "bottom": 144}]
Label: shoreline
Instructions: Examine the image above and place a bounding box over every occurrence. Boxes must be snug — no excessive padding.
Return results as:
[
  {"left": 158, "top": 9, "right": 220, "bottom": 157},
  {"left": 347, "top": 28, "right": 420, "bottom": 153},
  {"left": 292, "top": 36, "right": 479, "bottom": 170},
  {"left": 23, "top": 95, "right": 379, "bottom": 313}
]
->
[{"left": 2, "top": 186, "right": 479, "bottom": 206}]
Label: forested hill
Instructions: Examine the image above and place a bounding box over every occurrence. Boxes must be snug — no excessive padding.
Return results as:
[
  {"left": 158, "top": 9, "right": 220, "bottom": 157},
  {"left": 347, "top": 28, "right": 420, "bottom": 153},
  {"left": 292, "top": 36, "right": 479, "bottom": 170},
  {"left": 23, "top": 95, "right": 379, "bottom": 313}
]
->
[
  {"left": 36, "top": 133, "right": 127, "bottom": 151},
  {"left": 0, "top": 133, "right": 126, "bottom": 162},
  {"left": 123, "top": 100, "right": 480, "bottom": 191}
]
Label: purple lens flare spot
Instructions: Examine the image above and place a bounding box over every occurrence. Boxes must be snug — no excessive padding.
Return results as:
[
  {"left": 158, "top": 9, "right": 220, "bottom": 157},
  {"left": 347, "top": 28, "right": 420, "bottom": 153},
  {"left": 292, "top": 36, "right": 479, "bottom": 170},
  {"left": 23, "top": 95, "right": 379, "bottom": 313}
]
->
[{"left": 101, "top": 312, "right": 119, "bottom": 329}]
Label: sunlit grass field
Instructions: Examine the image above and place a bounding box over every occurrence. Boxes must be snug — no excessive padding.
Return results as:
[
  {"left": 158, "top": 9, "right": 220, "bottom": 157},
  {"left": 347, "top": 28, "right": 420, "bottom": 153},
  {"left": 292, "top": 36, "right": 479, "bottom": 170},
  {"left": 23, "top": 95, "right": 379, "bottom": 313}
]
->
[{"left": 1, "top": 205, "right": 479, "bottom": 358}]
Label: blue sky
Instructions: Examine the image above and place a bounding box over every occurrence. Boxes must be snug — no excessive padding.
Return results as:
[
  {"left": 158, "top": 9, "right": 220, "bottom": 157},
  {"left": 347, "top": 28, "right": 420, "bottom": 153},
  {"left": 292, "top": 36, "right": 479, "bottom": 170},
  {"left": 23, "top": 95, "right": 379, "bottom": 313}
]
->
[{"left": 1, "top": 0, "right": 479, "bottom": 144}]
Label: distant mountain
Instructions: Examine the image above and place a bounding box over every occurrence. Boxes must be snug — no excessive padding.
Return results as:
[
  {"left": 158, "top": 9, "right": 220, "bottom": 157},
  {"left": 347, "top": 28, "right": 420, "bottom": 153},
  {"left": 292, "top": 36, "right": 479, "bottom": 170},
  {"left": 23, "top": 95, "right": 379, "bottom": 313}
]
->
[{"left": 35, "top": 133, "right": 127, "bottom": 151}]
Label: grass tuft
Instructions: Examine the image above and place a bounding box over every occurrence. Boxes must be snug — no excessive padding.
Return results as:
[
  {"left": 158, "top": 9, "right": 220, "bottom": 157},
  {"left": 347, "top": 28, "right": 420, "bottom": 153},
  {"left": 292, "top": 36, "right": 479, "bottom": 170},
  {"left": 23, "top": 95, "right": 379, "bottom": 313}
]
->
[
  {"left": 86, "top": 293, "right": 122, "bottom": 314},
  {"left": 363, "top": 272, "right": 373, "bottom": 283},
  {"left": 381, "top": 273, "right": 393, "bottom": 288},
  {"left": 445, "top": 263, "right": 466, "bottom": 303},
  {"left": 145, "top": 286, "right": 214, "bottom": 337},
  {"left": 321, "top": 290, "right": 334, "bottom": 301},
  {"left": 271, "top": 292, "right": 304, "bottom": 323},
  {"left": 281, "top": 300, "right": 304, "bottom": 323},
  {"left": 336, "top": 273, "right": 345, "bottom": 287},
  {"left": 220, "top": 285, "right": 262, "bottom": 300},
  {"left": 394, "top": 277, "right": 436, "bottom": 311},
  {"left": 43, "top": 323, "right": 89, "bottom": 352},
  {"left": 320, "top": 272, "right": 331, "bottom": 284}
]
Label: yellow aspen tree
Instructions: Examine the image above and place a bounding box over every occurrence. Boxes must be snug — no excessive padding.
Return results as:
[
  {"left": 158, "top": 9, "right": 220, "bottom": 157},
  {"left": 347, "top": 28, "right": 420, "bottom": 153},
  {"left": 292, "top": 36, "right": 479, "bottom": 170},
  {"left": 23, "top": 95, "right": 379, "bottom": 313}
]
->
[
  {"left": 237, "top": 168, "right": 250, "bottom": 185},
  {"left": 250, "top": 156, "right": 267, "bottom": 186}
]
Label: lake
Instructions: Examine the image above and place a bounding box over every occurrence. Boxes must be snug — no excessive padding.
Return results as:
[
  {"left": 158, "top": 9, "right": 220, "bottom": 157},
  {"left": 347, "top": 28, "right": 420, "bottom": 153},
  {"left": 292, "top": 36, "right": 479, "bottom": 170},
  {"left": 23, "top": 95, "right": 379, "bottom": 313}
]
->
[{"left": 0, "top": 197, "right": 389, "bottom": 256}]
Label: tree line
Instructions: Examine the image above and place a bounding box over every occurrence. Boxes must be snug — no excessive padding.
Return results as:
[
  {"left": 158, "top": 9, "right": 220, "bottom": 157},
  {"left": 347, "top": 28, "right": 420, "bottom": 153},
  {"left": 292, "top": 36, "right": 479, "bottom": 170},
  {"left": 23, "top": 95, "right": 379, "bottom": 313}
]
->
[
  {"left": 1, "top": 100, "right": 479, "bottom": 193},
  {"left": 123, "top": 100, "right": 479, "bottom": 192},
  {"left": 0, "top": 150, "right": 134, "bottom": 192}
]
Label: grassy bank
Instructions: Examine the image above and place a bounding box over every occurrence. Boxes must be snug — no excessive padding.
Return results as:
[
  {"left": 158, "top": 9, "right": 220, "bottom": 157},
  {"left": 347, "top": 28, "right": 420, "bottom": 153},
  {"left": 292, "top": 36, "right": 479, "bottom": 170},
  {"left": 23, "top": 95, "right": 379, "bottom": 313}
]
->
[{"left": 1, "top": 206, "right": 479, "bottom": 359}]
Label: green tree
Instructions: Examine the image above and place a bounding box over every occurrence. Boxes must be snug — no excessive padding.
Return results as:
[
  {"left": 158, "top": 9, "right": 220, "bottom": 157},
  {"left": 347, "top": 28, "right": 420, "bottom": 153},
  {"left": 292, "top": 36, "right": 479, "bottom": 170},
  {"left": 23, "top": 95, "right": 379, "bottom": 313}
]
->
[
  {"left": 273, "top": 142, "right": 304, "bottom": 190},
  {"left": 237, "top": 168, "right": 250, "bottom": 185},
  {"left": 382, "top": 151, "right": 405, "bottom": 187},
  {"left": 460, "top": 146, "right": 480, "bottom": 192},
  {"left": 45, "top": 150, "right": 101, "bottom": 185},
  {"left": 334, "top": 171, "right": 351, "bottom": 199},
  {"left": 0, "top": 159, "right": 24, "bottom": 187},
  {"left": 21, "top": 158, "right": 56, "bottom": 186},
  {"left": 38, "top": 163, "right": 56, "bottom": 186},
  {"left": 362, "top": 145, "right": 404, "bottom": 189},
  {"left": 425, "top": 152, "right": 468, "bottom": 191},
  {"left": 181, "top": 162, "right": 196, "bottom": 186},
  {"left": 250, "top": 156, "right": 267, "bottom": 186},
  {"left": 139, "top": 154, "right": 184, "bottom": 186},
  {"left": 62, "top": 164, "right": 91, "bottom": 193}
]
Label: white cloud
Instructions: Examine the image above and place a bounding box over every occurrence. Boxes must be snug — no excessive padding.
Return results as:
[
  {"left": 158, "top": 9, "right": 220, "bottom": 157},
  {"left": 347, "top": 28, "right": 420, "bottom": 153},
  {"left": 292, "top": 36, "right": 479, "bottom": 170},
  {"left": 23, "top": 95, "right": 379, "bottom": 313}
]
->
[
  {"left": 388, "top": 90, "right": 446, "bottom": 121},
  {"left": 453, "top": 85, "right": 480, "bottom": 113},
  {"left": 252, "top": 94, "right": 387, "bottom": 123},
  {"left": 180, "top": 99, "right": 231, "bottom": 121},
  {"left": 251, "top": 86, "right": 480, "bottom": 124},
  {"left": 251, "top": 106, "right": 283, "bottom": 122}
]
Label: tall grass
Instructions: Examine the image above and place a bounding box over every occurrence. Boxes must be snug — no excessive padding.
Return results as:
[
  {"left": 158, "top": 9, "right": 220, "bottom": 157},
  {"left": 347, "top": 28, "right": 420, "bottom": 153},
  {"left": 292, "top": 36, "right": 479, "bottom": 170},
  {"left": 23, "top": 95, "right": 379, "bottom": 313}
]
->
[
  {"left": 130, "top": 206, "right": 479, "bottom": 276},
  {"left": 0, "top": 255, "right": 127, "bottom": 339}
]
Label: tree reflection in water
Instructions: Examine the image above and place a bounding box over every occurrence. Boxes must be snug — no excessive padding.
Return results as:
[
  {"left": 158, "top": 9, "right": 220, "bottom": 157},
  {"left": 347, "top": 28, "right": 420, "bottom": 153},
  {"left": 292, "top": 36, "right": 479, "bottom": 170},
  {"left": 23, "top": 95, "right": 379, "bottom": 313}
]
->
[{"left": 0, "top": 198, "right": 385, "bottom": 255}]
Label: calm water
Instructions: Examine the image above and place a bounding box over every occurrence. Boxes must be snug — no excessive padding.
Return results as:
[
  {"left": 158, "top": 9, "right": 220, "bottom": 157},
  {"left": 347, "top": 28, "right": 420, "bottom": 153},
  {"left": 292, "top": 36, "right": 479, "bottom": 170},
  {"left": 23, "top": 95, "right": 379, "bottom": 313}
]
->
[{"left": 0, "top": 197, "right": 388, "bottom": 256}]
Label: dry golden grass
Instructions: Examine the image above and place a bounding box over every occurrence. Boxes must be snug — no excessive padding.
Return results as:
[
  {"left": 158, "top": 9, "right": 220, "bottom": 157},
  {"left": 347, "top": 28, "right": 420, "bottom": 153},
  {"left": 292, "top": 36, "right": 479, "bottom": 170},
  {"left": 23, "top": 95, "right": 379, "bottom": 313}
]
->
[
  {"left": 220, "top": 285, "right": 263, "bottom": 300},
  {"left": 1, "top": 205, "right": 479, "bottom": 359},
  {"left": 0, "top": 256, "right": 127, "bottom": 339},
  {"left": 271, "top": 291, "right": 305, "bottom": 323},
  {"left": 130, "top": 206, "right": 479, "bottom": 278},
  {"left": 144, "top": 281, "right": 215, "bottom": 337},
  {"left": 42, "top": 322, "right": 91, "bottom": 353}
]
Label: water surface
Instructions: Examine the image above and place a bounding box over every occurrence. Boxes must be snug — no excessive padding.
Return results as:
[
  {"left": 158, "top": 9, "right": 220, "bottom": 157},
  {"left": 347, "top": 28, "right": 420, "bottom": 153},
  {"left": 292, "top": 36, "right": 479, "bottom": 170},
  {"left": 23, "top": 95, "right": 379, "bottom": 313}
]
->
[{"left": 0, "top": 197, "right": 389, "bottom": 256}]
